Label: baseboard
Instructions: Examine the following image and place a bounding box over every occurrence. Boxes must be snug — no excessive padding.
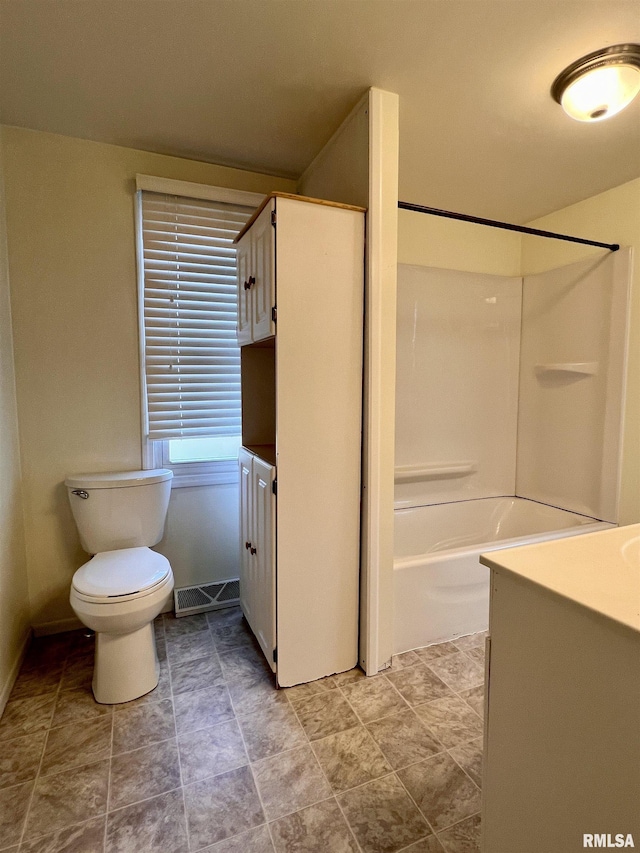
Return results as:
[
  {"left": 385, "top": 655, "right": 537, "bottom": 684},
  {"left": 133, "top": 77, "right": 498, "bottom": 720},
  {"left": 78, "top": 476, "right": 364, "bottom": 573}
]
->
[
  {"left": 32, "top": 616, "right": 84, "bottom": 637},
  {"left": 0, "top": 628, "right": 32, "bottom": 717}
]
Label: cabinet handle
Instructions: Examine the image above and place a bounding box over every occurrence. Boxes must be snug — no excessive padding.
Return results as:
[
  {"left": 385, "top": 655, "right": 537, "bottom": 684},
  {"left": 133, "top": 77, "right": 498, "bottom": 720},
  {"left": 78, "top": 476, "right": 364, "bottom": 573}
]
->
[
  {"left": 245, "top": 541, "right": 251, "bottom": 550},
  {"left": 250, "top": 546, "right": 257, "bottom": 555}
]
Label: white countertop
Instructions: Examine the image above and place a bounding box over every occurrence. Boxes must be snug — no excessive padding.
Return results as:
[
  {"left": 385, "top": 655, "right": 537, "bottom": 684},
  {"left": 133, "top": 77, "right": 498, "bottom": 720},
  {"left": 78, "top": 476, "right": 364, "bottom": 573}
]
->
[{"left": 480, "top": 523, "right": 640, "bottom": 635}]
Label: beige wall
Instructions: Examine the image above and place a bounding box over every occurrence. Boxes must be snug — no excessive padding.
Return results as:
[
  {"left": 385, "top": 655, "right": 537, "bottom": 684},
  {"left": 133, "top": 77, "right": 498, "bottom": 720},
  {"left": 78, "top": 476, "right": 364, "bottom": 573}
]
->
[
  {"left": 1, "top": 125, "right": 295, "bottom": 631},
  {"left": 523, "top": 178, "right": 640, "bottom": 526},
  {"left": 398, "top": 208, "right": 521, "bottom": 275},
  {"left": 0, "top": 132, "right": 30, "bottom": 706}
]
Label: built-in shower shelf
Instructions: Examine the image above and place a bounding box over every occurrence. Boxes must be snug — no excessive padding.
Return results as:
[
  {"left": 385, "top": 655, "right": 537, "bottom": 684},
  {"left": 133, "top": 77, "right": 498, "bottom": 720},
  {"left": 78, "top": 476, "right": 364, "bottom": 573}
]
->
[
  {"left": 535, "top": 362, "right": 599, "bottom": 377},
  {"left": 395, "top": 462, "right": 477, "bottom": 483}
]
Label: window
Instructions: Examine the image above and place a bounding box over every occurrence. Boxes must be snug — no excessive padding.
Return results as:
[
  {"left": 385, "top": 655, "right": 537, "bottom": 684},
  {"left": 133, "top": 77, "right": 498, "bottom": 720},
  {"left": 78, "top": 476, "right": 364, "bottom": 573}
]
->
[{"left": 135, "top": 176, "right": 263, "bottom": 486}]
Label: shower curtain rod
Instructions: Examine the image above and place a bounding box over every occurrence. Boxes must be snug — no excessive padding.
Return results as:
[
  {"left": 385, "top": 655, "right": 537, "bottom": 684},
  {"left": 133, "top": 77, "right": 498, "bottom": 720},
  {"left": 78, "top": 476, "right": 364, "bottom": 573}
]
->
[{"left": 398, "top": 201, "right": 620, "bottom": 252}]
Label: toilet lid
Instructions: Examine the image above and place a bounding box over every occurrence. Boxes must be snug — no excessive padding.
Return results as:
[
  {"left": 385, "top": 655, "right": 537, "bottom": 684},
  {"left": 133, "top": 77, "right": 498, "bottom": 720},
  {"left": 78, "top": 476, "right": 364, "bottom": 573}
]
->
[{"left": 72, "top": 547, "right": 171, "bottom": 598}]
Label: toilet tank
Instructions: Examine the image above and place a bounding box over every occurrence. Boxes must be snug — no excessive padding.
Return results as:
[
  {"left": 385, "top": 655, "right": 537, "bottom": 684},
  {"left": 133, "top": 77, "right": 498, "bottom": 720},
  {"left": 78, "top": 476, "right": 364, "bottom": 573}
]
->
[{"left": 65, "top": 469, "right": 173, "bottom": 554}]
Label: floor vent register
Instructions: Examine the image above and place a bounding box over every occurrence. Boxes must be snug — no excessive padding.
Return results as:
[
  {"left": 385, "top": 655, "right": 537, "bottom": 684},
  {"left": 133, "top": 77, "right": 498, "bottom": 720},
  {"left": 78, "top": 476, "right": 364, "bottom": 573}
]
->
[{"left": 173, "top": 579, "right": 240, "bottom": 617}]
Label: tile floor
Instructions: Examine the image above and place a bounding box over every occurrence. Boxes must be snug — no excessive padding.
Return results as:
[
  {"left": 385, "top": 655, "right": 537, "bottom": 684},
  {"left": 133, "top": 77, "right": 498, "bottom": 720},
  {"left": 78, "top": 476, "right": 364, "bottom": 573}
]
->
[{"left": 0, "top": 607, "right": 486, "bottom": 853}]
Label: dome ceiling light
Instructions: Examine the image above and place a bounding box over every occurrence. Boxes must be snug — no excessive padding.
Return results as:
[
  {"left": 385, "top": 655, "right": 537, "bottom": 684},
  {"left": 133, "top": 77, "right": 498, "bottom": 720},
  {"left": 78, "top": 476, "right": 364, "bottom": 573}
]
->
[{"left": 551, "top": 44, "right": 640, "bottom": 122}]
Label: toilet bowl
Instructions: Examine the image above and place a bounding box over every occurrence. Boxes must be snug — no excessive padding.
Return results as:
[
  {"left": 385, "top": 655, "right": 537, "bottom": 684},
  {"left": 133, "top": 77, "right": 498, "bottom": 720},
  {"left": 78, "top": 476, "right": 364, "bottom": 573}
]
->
[{"left": 66, "top": 469, "right": 174, "bottom": 705}]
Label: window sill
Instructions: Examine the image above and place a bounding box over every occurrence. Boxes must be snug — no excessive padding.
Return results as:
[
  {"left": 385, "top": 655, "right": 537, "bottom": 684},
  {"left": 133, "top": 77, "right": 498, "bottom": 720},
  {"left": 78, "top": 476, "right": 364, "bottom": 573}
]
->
[{"left": 168, "top": 460, "right": 239, "bottom": 488}]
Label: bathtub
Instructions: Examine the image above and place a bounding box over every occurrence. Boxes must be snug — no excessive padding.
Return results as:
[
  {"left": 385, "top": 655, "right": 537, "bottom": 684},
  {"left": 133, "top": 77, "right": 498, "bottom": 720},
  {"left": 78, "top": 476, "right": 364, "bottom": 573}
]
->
[{"left": 394, "top": 496, "right": 614, "bottom": 654}]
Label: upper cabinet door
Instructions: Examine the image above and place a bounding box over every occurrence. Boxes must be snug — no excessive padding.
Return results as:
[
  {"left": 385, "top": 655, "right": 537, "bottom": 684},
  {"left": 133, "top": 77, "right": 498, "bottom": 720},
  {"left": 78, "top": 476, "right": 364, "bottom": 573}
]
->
[
  {"left": 251, "top": 202, "right": 276, "bottom": 342},
  {"left": 236, "top": 235, "right": 252, "bottom": 346}
]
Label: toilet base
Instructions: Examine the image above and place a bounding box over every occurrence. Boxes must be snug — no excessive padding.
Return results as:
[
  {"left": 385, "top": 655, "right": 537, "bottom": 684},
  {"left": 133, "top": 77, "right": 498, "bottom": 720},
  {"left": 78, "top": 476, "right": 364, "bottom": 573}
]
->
[{"left": 93, "top": 622, "right": 159, "bottom": 704}]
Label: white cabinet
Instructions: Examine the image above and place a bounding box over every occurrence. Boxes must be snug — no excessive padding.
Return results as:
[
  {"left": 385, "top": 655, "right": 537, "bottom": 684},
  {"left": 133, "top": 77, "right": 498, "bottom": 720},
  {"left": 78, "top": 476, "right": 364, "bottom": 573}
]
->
[
  {"left": 238, "top": 448, "right": 276, "bottom": 671},
  {"left": 480, "top": 527, "right": 640, "bottom": 852},
  {"left": 236, "top": 193, "right": 365, "bottom": 687},
  {"left": 236, "top": 202, "right": 275, "bottom": 345}
]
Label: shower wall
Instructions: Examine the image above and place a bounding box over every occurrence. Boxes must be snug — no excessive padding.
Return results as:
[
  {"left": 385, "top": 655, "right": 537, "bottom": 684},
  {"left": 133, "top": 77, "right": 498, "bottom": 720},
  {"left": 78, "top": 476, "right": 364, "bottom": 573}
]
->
[
  {"left": 395, "top": 265, "right": 521, "bottom": 508},
  {"left": 395, "top": 250, "right": 630, "bottom": 520},
  {"left": 517, "top": 249, "right": 631, "bottom": 522}
]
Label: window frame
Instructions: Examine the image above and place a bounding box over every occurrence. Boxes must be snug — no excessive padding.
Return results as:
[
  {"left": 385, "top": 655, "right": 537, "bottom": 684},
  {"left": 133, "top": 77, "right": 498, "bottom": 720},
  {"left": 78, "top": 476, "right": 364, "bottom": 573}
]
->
[{"left": 135, "top": 175, "right": 264, "bottom": 487}]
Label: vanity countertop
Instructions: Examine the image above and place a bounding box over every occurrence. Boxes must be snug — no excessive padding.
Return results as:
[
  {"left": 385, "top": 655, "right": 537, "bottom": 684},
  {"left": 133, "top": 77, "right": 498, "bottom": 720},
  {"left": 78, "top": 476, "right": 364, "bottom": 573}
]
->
[{"left": 480, "top": 522, "right": 640, "bottom": 635}]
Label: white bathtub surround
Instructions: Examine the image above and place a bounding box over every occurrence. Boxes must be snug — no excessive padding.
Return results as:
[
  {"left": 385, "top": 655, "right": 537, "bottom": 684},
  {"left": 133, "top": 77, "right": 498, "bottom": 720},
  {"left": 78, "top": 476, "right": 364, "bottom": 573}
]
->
[
  {"left": 394, "top": 252, "right": 631, "bottom": 655},
  {"left": 393, "top": 497, "right": 611, "bottom": 653},
  {"left": 394, "top": 265, "right": 522, "bottom": 510}
]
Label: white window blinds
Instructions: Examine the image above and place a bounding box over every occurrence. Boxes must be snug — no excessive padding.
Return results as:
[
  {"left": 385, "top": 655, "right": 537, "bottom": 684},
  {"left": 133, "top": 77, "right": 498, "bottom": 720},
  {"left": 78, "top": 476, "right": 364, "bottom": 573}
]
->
[{"left": 138, "top": 191, "right": 253, "bottom": 441}]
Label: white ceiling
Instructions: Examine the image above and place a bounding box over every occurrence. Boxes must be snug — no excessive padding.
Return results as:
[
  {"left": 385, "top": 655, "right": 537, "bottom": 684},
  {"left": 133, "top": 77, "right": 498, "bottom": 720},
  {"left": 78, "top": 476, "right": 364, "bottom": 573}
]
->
[{"left": 1, "top": 0, "right": 639, "bottom": 223}]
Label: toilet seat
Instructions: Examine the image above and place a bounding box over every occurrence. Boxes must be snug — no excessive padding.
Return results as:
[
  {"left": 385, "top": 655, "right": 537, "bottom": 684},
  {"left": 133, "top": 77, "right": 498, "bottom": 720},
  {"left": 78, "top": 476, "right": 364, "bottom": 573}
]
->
[{"left": 72, "top": 547, "right": 171, "bottom": 602}]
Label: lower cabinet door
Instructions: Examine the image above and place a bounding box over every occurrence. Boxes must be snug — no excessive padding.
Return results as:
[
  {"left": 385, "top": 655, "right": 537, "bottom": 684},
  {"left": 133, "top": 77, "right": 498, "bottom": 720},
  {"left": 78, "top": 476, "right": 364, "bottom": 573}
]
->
[
  {"left": 238, "top": 449, "right": 276, "bottom": 673},
  {"left": 251, "top": 456, "right": 276, "bottom": 671},
  {"left": 238, "top": 448, "right": 254, "bottom": 627}
]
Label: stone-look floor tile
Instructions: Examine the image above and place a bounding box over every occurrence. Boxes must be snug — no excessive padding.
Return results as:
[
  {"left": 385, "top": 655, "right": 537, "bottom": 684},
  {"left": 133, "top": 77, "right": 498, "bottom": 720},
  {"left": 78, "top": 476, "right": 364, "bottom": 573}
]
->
[
  {"left": 452, "top": 633, "right": 486, "bottom": 653},
  {"left": 179, "top": 719, "right": 248, "bottom": 784},
  {"left": 207, "top": 605, "right": 243, "bottom": 628},
  {"left": 166, "top": 630, "right": 215, "bottom": 666},
  {"left": 311, "top": 725, "right": 390, "bottom": 793},
  {"left": 426, "top": 654, "right": 484, "bottom": 693},
  {"left": 238, "top": 703, "right": 306, "bottom": 761},
  {"left": 0, "top": 780, "right": 33, "bottom": 847},
  {"left": 458, "top": 685, "right": 485, "bottom": 720},
  {"left": 51, "top": 686, "right": 112, "bottom": 727},
  {"left": 253, "top": 744, "right": 332, "bottom": 820},
  {"left": 437, "top": 813, "right": 481, "bottom": 853},
  {"left": 366, "top": 710, "right": 444, "bottom": 770},
  {"left": 402, "top": 836, "right": 446, "bottom": 852},
  {"left": 293, "top": 691, "right": 360, "bottom": 742},
  {"left": 0, "top": 693, "right": 56, "bottom": 741},
  {"left": 413, "top": 696, "right": 483, "bottom": 749},
  {"left": 210, "top": 619, "right": 256, "bottom": 653},
  {"left": 23, "top": 634, "right": 73, "bottom": 670},
  {"left": 398, "top": 753, "right": 481, "bottom": 833},
  {"left": 105, "top": 789, "right": 188, "bottom": 853},
  {"left": 226, "top": 670, "right": 285, "bottom": 717},
  {"left": 162, "top": 612, "right": 209, "bottom": 638},
  {"left": 155, "top": 638, "right": 167, "bottom": 663},
  {"left": 9, "top": 664, "right": 63, "bottom": 701},
  {"left": 20, "top": 816, "right": 107, "bottom": 853},
  {"left": 331, "top": 668, "right": 366, "bottom": 687},
  {"left": 386, "top": 664, "right": 453, "bottom": 707},
  {"left": 109, "top": 738, "right": 181, "bottom": 810},
  {"left": 112, "top": 698, "right": 175, "bottom": 755},
  {"left": 341, "top": 676, "right": 409, "bottom": 724},
  {"left": 59, "top": 654, "right": 94, "bottom": 692},
  {"left": 184, "top": 765, "right": 265, "bottom": 849},
  {"left": 386, "top": 650, "right": 421, "bottom": 672},
  {"left": 449, "top": 738, "right": 483, "bottom": 789},
  {"left": 169, "top": 655, "right": 223, "bottom": 695},
  {"left": 414, "top": 643, "right": 460, "bottom": 664},
  {"left": 40, "top": 717, "right": 112, "bottom": 776},
  {"left": 173, "top": 680, "right": 235, "bottom": 734},
  {"left": 218, "top": 644, "right": 271, "bottom": 685},
  {"left": 269, "top": 798, "right": 359, "bottom": 853},
  {"left": 0, "top": 731, "right": 47, "bottom": 788},
  {"left": 338, "top": 773, "right": 431, "bottom": 853},
  {"left": 463, "top": 647, "right": 484, "bottom": 667},
  {"left": 24, "top": 759, "right": 109, "bottom": 841},
  {"left": 283, "top": 676, "right": 338, "bottom": 706},
  {"left": 202, "top": 823, "right": 275, "bottom": 852}
]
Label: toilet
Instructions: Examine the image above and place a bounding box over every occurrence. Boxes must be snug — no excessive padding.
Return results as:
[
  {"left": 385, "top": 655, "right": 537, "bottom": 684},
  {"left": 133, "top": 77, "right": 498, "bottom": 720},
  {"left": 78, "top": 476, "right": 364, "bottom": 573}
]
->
[{"left": 66, "top": 469, "right": 174, "bottom": 704}]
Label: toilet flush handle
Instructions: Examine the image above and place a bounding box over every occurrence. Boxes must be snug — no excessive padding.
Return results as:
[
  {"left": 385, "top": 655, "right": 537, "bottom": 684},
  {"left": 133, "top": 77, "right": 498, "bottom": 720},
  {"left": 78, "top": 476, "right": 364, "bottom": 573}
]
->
[{"left": 71, "top": 489, "right": 90, "bottom": 499}]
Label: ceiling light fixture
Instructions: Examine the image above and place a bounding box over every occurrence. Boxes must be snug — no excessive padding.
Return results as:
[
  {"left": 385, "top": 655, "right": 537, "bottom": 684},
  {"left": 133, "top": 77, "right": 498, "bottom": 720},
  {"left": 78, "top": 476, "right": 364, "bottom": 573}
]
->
[{"left": 551, "top": 44, "right": 640, "bottom": 122}]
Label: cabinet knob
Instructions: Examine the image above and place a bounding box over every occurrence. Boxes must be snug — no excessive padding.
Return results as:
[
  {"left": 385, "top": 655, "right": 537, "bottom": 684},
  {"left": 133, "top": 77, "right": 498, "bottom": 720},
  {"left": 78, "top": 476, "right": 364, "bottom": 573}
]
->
[
  {"left": 243, "top": 276, "right": 256, "bottom": 291},
  {"left": 250, "top": 546, "right": 257, "bottom": 555},
  {"left": 245, "top": 541, "right": 251, "bottom": 550}
]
